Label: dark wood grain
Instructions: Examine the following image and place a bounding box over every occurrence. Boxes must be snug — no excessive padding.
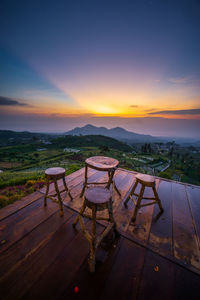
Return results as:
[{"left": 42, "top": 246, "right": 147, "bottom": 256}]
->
[
  {"left": 0, "top": 196, "right": 60, "bottom": 254},
  {"left": 0, "top": 213, "right": 83, "bottom": 300},
  {"left": 61, "top": 224, "right": 121, "bottom": 300},
  {"left": 126, "top": 179, "right": 160, "bottom": 245},
  {"left": 148, "top": 180, "right": 173, "bottom": 256},
  {"left": 137, "top": 250, "right": 174, "bottom": 300},
  {"left": 0, "top": 168, "right": 200, "bottom": 300},
  {"left": 172, "top": 182, "right": 200, "bottom": 269},
  {"left": 21, "top": 221, "right": 92, "bottom": 300},
  {"left": 186, "top": 185, "right": 200, "bottom": 249},
  {"left": 0, "top": 207, "right": 73, "bottom": 280},
  {"left": 0, "top": 191, "right": 41, "bottom": 221},
  {"left": 99, "top": 237, "right": 145, "bottom": 300}
]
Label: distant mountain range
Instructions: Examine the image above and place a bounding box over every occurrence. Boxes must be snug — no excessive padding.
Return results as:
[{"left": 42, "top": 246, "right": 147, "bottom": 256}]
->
[
  {"left": 65, "top": 124, "right": 160, "bottom": 143},
  {"left": 0, "top": 126, "right": 199, "bottom": 147}
]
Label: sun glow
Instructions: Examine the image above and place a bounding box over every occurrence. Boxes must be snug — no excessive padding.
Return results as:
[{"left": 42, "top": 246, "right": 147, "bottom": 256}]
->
[{"left": 91, "top": 105, "right": 119, "bottom": 115}]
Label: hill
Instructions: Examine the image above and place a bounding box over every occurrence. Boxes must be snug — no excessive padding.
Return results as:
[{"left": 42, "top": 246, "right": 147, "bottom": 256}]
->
[
  {"left": 65, "top": 124, "right": 159, "bottom": 143},
  {"left": 0, "top": 130, "right": 54, "bottom": 146},
  {"left": 51, "top": 134, "right": 132, "bottom": 152}
]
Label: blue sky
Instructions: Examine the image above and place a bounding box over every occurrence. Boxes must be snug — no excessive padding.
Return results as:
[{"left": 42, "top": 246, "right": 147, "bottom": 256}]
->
[{"left": 0, "top": 0, "right": 200, "bottom": 137}]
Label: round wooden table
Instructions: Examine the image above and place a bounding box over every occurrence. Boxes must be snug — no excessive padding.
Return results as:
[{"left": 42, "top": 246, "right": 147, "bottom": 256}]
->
[{"left": 80, "top": 156, "right": 121, "bottom": 197}]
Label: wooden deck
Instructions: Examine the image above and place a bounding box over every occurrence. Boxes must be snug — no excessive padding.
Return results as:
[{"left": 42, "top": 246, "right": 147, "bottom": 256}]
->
[{"left": 0, "top": 167, "right": 200, "bottom": 299}]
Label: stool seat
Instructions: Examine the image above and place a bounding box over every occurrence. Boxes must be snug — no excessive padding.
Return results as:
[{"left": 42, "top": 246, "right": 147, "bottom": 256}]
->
[
  {"left": 85, "top": 187, "right": 111, "bottom": 204},
  {"left": 45, "top": 167, "right": 65, "bottom": 178},
  {"left": 136, "top": 174, "right": 155, "bottom": 186}
]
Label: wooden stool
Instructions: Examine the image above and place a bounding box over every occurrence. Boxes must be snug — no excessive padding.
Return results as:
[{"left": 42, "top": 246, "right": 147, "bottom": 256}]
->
[
  {"left": 73, "top": 186, "right": 116, "bottom": 272},
  {"left": 44, "top": 167, "right": 73, "bottom": 216},
  {"left": 124, "top": 174, "right": 163, "bottom": 222}
]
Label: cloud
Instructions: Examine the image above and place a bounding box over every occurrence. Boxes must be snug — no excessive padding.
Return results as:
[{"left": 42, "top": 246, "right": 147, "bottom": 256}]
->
[
  {"left": 149, "top": 109, "right": 200, "bottom": 115},
  {"left": 130, "top": 105, "right": 138, "bottom": 108},
  {"left": 0, "top": 96, "right": 28, "bottom": 106},
  {"left": 168, "top": 77, "right": 192, "bottom": 84}
]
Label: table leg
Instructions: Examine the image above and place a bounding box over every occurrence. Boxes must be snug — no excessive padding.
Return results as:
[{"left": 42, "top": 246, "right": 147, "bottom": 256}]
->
[{"left": 80, "top": 164, "right": 88, "bottom": 197}]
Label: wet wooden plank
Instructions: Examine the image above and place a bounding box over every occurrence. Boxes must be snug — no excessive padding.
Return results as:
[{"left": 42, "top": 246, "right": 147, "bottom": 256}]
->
[
  {"left": 0, "top": 191, "right": 41, "bottom": 221},
  {"left": 172, "top": 182, "right": 200, "bottom": 270},
  {"left": 61, "top": 225, "right": 121, "bottom": 300},
  {"left": 99, "top": 237, "right": 145, "bottom": 300},
  {"left": 173, "top": 262, "right": 200, "bottom": 299},
  {"left": 111, "top": 172, "right": 136, "bottom": 231},
  {"left": 0, "top": 213, "right": 84, "bottom": 300},
  {"left": 0, "top": 196, "right": 59, "bottom": 254},
  {"left": 0, "top": 207, "right": 73, "bottom": 280},
  {"left": 21, "top": 222, "right": 92, "bottom": 300},
  {"left": 148, "top": 180, "right": 173, "bottom": 257},
  {"left": 186, "top": 185, "right": 200, "bottom": 249},
  {"left": 137, "top": 250, "right": 174, "bottom": 300},
  {"left": 126, "top": 179, "right": 160, "bottom": 245}
]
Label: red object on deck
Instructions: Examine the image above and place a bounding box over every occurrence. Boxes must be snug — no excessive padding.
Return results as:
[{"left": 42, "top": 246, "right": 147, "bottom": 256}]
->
[{"left": 74, "top": 286, "right": 79, "bottom": 293}]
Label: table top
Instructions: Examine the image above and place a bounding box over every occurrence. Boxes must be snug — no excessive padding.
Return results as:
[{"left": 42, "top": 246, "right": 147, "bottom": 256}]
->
[{"left": 85, "top": 156, "right": 119, "bottom": 171}]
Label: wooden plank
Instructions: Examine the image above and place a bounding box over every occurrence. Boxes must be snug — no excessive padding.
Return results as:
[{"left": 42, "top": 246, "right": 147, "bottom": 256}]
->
[
  {"left": 126, "top": 179, "right": 160, "bottom": 245},
  {"left": 137, "top": 250, "right": 174, "bottom": 300},
  {"left": 0, "top": 191, "right": 41, "bottom": 221},
  {"left": 20, "top": 222, "right": 92, "bottom": 300},
  {"left": 172, "top": 182, "right": 200, "bottom": 270},
  {"left": 60, "top": 223, "right": 121, "bottom": 299},
  {"left": 0, "top": 213, "right": 85, "bottom": 300},
  {"left": 99, "top": 237, "right": 145, "bottom": 300},
  {"left": 0, "top": 207, "right": 73, "bottom": 280},
  {"left": 186, "top": 185, "right": 200, "bottom": 249},
  {"left": 0, "top": 196, "right": 59, "bottom": 254},
  {"left": 173, "top": 262, "right": 200, "bottom": 299},
  {"left": 111, "top": 172, "right": 136, "bottom": 232},
  {"left": 148, "top": 180, "right": 173, "bottom": 257}
]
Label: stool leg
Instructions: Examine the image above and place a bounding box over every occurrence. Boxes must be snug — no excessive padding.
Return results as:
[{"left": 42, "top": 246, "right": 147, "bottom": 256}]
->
[
  {"left": 73, "top": 199, "right": 87, "bottom": 227},
  {"left": 89, "top": 205, "right": 97, "bottom": 273},
  {"left": 132, "top": 184, "right": 145, "bottom": 222},
  {"left": 54, "top": 179, "right": 63, "bottom": 217},
  {"left": 108, "top": 199, "right": 118, "bottom": 238},
  {"left": 106, "top": 169, "right": 114, "bottom": 189},
  {"left": 63, "top": 177, "right": 73, "bottom": 201},
  {"left": 152, "top": 185, "right": 163, "bottom": 212},
  {"left": 80, "top": 165, "right": 88, "bottom": 197},
  {"left": 108, "top": 199, "right": 115, "bottom": 225},
  {"left": 44, "top": 178, "right": 49, "bottom": 206},
  {"left": 124, "top": 180, "right": 138, "bottom": 207}
]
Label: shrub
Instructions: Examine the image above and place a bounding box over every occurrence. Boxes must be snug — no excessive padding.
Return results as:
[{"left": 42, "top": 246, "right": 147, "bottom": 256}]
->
[
  {"left": 159, "top": 171, "right": 171, "bottom": 179},
  {"left": 26, "top": 180, "right": 36, "bottom": 187},
  {"left": 0, "top": 195, "right": 9, "bottom": 208}
]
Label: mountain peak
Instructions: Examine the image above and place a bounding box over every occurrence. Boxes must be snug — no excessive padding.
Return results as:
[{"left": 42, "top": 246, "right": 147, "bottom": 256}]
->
[
  {"left": 83, "top": 124, "right": 97, "bottom": 129},
  {"left": 65, "top": 124, "right": 158, "bottom": 142}
]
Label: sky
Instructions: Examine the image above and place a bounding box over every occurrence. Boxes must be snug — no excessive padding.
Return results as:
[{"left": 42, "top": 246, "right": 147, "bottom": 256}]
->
[{"left": 0, "top": 0, "right": 200, "bottom": 137}]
